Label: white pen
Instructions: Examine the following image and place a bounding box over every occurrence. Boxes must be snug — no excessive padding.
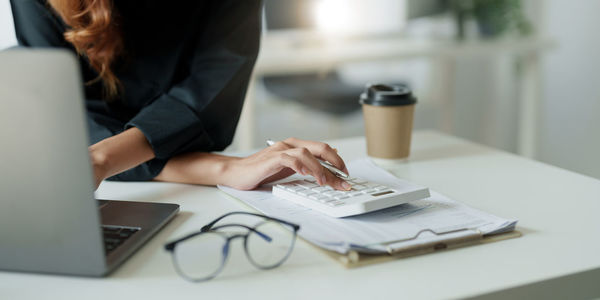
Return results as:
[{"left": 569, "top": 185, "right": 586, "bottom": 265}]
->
[{"left": 266, "top": 139, "right": 349, "bottom": 179}]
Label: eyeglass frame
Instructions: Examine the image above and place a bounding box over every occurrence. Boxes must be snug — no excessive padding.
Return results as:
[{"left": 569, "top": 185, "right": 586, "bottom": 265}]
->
[{"left": 164, "top": 211, "right": 301, "bottom": 282}]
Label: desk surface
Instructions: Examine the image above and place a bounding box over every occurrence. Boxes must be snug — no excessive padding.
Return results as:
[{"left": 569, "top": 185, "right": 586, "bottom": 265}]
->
[{"left": 2, "top": 131, "right": 600, "bottom": 300}]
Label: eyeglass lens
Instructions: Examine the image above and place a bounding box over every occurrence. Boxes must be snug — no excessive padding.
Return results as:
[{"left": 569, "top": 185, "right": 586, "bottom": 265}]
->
[
  {"left": 172, "top": 231, "right": 229, "bottom": 281},
  {"left": 245, "top": 220, "right": 296, "bottom": 269},
  {"left": 171, "top": 218, "right": 296, "bottom": 281}
]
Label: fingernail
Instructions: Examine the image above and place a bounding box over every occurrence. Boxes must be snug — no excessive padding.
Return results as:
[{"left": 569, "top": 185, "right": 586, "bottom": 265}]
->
[{"left": 341, "top": 181, "right": 351, "bottom": 190}]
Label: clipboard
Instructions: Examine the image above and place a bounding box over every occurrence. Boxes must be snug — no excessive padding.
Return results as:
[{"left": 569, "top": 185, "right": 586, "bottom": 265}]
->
[{"left": 310, "top": 228, "right": 522, "bottom": 268}]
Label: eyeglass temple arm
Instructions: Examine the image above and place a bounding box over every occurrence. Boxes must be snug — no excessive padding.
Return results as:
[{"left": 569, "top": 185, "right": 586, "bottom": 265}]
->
[
  {"left": 201, "top": 211, "right": 300, "bottom": 232},
  {"left": 165, "top": 211, "right": 301, "bottom": 251},
  {"left": 164, "top": 223, "right": 274, "bottom": 252},
  {"left": 210, "top": 224, "right": 272, "bottom": 241}
]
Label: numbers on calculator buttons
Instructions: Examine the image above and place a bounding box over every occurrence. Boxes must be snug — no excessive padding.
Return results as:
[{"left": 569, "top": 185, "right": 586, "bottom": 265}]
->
[{"left": 273, "top": 177, "right": 403, "bottom": 215}]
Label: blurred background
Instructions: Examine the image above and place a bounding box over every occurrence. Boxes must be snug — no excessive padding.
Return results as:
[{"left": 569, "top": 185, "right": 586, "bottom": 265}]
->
[{"left": 1, "top": 0, "right": 599, "bottom": 179}]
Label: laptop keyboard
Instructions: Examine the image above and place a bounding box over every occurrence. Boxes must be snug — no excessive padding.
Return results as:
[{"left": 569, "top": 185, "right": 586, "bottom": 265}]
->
[{"left": 102, "top": 226, "right": 140, "bottom": 254}]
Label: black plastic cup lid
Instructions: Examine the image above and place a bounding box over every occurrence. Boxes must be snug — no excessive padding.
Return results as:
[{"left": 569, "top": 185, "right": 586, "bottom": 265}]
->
[{"left": 359, "top": 84, "right": 417, "bottom": 106}]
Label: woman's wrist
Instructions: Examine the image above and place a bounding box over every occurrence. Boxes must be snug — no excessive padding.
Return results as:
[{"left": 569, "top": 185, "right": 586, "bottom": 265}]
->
[
  {"left": 89, "top": 143, "right": 112, "bottom": 184},
  {"left": 88, "top": 127, "right": 155, "bottom": 188},
  {"left": 155, "top": 153, "right": 241, "bottom": 186},
  {"left": 218, "top": 156, "right": 242, "bottom": 186}
]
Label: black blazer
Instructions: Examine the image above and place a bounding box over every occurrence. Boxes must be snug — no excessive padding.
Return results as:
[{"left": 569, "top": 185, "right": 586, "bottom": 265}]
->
[{"left": 10, "top": 0, "right": 262, "bottom": 180}]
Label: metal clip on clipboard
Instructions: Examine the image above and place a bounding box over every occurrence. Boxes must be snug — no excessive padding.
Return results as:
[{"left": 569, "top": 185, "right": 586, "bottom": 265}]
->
[
  {"left": 323, "top": 228, "right": 521, "bottom": 268},
  {"left": 382, "top": 228, "right": 483, "bottom": 254}
]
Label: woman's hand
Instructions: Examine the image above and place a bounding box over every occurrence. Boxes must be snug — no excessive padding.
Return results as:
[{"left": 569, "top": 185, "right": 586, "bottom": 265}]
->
[
  {"left": 88, "top": 127, "right": 156, "bottom": 190},
  {"left": 89, "top": 147, "right": 109, "bottom": 189},
  {"left": 224, "top": 138, "right": 351, "bottom": 191},
  {"left": 155, "top": 137, "right": 351, "bottom": 191}
]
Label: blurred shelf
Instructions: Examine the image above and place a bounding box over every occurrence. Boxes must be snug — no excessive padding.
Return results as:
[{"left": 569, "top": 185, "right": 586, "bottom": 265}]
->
[
  {"left": 236, "top": 34, "right": 556, "bottom": 159},
  {"left": 255, "top": 35, "right": 557, "bottom": 75}
]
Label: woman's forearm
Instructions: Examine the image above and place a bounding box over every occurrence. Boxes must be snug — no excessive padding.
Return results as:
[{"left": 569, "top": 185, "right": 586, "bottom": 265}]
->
[
  {"left": 89, "top": 127, "right": 155, "bottom": 184},
  {"left": 154, "top": 152, "right": 239, "bottom": 186},
  {"left": 153, "top": 137, "right": 351, "bottom": 191}
]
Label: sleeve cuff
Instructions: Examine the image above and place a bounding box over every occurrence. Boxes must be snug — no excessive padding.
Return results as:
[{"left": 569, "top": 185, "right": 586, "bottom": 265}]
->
[
  {"left": 107, "top": 157, "right": 168, "bottom": 181},
  {"left": 126, "top": 94, "right": 214, "bottom": 159}
]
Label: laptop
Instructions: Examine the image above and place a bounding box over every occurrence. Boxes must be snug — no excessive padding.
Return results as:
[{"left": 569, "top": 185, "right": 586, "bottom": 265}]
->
[{"left": 0, "top": 49, "right": 179, "bottom": 277}]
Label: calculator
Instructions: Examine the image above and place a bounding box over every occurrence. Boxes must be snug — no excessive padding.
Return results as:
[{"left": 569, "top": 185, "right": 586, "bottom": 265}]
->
[{"left": 272, "top": 177, "right": 430, "bottom": 218}]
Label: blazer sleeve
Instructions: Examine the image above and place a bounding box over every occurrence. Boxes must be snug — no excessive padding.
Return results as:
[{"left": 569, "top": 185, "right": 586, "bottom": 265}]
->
[
  {"left": 125, "top": 0, "right": 262, "bottom": 160},
  {"left": 10, "top": 0, "right": 70, "bottom": 48}
]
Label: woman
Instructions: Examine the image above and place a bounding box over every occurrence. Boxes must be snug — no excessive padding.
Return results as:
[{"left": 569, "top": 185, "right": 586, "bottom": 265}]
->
[{"left": 9, "top": 0, "right": 351, "bottom": 191}]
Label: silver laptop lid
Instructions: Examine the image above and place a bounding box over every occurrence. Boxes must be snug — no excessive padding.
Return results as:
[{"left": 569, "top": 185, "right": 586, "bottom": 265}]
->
[{"left": 0, "top": 49, "right": 106, "bottom": 276}]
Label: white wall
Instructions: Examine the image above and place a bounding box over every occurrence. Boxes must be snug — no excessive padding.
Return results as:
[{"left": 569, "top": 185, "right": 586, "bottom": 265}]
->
[
  {"left": 0, "top": 0, "right": 17, "bottom": 49},
  {"left": 538, "top": 1, "right": 600, "bottom": 179}
]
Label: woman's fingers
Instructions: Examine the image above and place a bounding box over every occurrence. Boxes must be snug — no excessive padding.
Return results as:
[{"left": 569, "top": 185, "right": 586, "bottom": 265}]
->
[
  {"left": 283, "top": 137, "right": 349, "bottom": 174},
  {"left": 322, "top": 168, "right": 352, "bottom": 191},
  {"left": 261, "top": 138, "right": 350, "bottom": 190},
  {"left": 283, "top": 147, "right": 326, "bottom": 184},
  {"left": 277, "top": 153, "right": 306, "bottom": 176},
  {"left": 281, "top": 147, "right": 350, "bottom": 190}
]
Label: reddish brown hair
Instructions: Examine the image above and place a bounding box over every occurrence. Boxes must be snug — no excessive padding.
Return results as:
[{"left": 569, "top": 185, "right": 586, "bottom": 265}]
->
[{"left": 48, "top": 0, "right": 123, "bottom": 99}]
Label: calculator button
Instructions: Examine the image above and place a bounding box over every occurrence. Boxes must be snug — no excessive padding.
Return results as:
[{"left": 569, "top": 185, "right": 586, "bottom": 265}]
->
[
  {"left": 310, "top": 195, "right": 328, "bottom": 201},
  {"left": 363, "top": 188, "right": 377, "bottom": 193},
  {"left": 353, "top": 178, "right": 368, "bottom": 184},
  {"left": 352, "top": 185, "right": 367, "bottom": 191},
  {"left": 295, "top": 182, "right": 318, "bottom": 188},
  {"left": 286, "top": 186, "right": 306, "bottom": 192},
  {"left": 327, "top": 200, "right": 345, "bottom": 207},
  {"left": 298, "top": 190, "right": 316, "bottom": 196},
  {"left": 349, "top": 191, "right": 363, "bottom": 196},
  {"left": 312, "top": 186, "right": 331, "bottom": 193},
  {"left": 334, "top": 195, "right": 349, "bottom": 200},
  {"left": 304, "top": 178, "right": 317, "bottom": 183},
  {"left": 374, "top": 185, "right": 387, "bottom": 191}
]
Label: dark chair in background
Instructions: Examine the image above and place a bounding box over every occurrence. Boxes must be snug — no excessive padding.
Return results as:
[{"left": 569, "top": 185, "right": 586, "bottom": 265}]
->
[
  {"left": 262, "top": 0, "right": 364, "bottom": 116},
  {"left": 262, "top": 71, "right": 364, "bottom": 116}
]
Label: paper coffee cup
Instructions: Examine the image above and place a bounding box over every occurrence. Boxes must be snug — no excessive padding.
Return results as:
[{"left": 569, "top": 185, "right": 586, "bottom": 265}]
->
[{"left": 360, "top": 84, "right": 416, "bottom": 160}]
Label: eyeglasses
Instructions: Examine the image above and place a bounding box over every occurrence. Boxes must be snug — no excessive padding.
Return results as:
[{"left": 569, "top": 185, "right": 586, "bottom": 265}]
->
[{"left": 164, "top": 211, "right": 300, "bottom": 282}]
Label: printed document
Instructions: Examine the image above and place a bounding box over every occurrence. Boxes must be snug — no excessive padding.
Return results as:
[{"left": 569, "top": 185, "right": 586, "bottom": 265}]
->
[{"left": 218, "top": 159, "right": 517, "bottom": 254}]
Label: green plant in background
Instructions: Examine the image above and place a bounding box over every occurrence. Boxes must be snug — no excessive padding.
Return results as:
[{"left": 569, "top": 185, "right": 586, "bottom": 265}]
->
[{"left": 451, "top": 0, "right": 532, "bottom": 40}]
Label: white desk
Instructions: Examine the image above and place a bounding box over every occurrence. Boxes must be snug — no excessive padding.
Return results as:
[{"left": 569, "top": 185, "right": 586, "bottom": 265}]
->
[{"left": 2, "top": 131, "right": 599, "bottom": 300}]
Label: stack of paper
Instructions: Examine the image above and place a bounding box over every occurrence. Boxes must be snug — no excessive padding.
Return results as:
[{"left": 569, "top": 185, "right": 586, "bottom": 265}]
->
[{"left": 218, "top": 159, "right": 517, "bottom": 254}]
